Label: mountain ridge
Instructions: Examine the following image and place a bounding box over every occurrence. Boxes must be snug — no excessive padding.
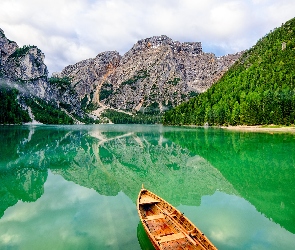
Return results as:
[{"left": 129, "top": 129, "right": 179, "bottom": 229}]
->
[
  {"left": 58, "top": 35, "right": 242, "bottom": 120},
  {"left": 1, "top": 29, "right": 242, "bottom": 124}
]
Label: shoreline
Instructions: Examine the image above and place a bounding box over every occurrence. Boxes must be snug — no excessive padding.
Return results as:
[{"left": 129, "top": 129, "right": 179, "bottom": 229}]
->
[
  {"left": 182, "top": 124, "right": 295, "bottom": 133},
  {"left": 221, "top": 125, "right": 295, "bottom": 133}
]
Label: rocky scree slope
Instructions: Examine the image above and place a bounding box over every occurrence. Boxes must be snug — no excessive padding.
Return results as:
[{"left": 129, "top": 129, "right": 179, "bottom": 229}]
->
[{"left": 58, "top": 35, "right": 242, "bottom": 116}]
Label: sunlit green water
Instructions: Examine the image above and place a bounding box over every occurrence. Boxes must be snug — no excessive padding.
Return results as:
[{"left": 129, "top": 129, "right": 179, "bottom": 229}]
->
[{"left": 0, "top": 125, "right": 294, "bottom": 250}]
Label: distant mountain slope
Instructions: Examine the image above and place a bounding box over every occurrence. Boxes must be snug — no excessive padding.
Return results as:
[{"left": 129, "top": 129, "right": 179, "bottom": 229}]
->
[
  {"left": 0, "top": 28, "right": 87, "bottom": 124},
  {"left": 58, "top": 35, "right": 242, "bottom": 120},
  {"left": 163, "top": 17, "right": 295, "bottom": 126}
]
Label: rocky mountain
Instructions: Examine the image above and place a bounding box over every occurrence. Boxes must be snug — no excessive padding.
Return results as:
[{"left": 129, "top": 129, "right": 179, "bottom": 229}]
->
[
  {"left": 163, "top": 17, "right": 295, "bottom": 126},
  {"left": 0, "top": 28, "right": 18, "bottom": 66},
  {"left": 0, "top": 28, "right": 86, "bottom": 124},
  {"left": 1, "top": 28, "right": 242, "bottom": 124},
  {"left": 58, "top": 35, "right": 242, "bottom": 117},
  {"left": 0, "top": 28, "right": 48, "bottom": 98}
]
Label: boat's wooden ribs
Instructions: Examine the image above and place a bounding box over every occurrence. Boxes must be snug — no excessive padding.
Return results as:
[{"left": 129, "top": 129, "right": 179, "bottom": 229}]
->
[
  {"left": 145, "top": 218, "right": 175, "bottom": 236},
  {"left": 161, "top": 238, "right": 201, "bottom": 250}
]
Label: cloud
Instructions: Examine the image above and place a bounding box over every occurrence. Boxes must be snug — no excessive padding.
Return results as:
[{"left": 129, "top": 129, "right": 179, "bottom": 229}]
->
[{"left": 0, "top": 0, "right": 295, "bottom": 74}]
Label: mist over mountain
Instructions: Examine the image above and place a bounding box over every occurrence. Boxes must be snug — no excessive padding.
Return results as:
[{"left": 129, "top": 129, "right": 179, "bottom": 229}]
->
[{"left": 0, "top": 28, "right": 86, "bottom": 124}]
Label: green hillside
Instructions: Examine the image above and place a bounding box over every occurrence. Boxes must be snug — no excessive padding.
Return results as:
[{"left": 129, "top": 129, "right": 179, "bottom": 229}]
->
[
  {"left": 163, "top": 17, "right": 295, "bottom": 126},
  {"left": 0, "top": 88, "right": 31, "bottom": 124}
]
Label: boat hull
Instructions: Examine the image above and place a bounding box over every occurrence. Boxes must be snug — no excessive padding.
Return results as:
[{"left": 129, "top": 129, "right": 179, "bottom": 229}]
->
[{"left": 137, "top": 187, "right": 217, "bottom": 250}]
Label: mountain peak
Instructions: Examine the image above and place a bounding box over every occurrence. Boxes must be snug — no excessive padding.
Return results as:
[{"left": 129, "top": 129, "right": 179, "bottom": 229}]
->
[
  {"left": 58, "top": 35, "right": 241, "bottom": 116},
  {"left": 128, "top": 35, "right": 202, "bottom": 55}
]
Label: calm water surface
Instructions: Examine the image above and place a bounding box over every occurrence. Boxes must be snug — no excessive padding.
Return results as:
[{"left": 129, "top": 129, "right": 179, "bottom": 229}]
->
[{"left": 0, "top": 124, "right": 294, "bottom": 249}]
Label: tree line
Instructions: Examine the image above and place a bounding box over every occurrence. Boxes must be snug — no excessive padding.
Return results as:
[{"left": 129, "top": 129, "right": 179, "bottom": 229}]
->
[
  {"left": 102, "top": 109, "right": 162, "bottom": 124},
  {"left": 0, "top": 88, "right": 31, "bottom": 124},
  {"left": 163, "top": 17, "right": 295, "bottom": 126}
]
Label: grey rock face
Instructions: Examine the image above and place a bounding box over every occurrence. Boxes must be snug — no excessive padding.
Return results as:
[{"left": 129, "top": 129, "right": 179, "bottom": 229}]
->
[
  {"left": 0, "top": 30, "right": 49, "bottom": 99},
  {"left": 3, "top": 46, "right": 49, "bottom": 98},
  {"left": 0, "top": 28, "right": 85, "bottom": 121},
  {"left": 60, "top": 35, "right": 242, "bottom": 114},
  {"left": 61, "top": 51, "right": 121, "bottom": 106},
  {"left": 5, "top": 47, "right": 47, "bottom": 81},
  {"left": 1, "top": 29, "right": 242, "bottom": 122},
  {"left": 0, "top": 29, "right": 18, "bottom": 66}
]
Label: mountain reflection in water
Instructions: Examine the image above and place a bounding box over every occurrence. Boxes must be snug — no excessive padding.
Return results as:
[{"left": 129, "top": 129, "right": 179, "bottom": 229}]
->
[
  {"left": 164, "top": 128, "right": 295, "bottom": 234},
  {"left": 0, "top": 125, "right": 294, "bottom": 250},
  {"left": 0, "top": 125, "right": 235, "bottom": 215}
]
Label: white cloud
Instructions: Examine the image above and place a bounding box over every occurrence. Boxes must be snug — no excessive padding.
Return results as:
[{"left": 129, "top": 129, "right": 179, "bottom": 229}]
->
[{"left": 0, "top": 0, "right": 295, "bottom": 74}]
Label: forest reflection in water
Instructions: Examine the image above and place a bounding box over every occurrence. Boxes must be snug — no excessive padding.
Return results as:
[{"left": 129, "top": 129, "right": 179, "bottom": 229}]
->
[{"left": 0, "top": 124, "right": 294, "bottom": 250}]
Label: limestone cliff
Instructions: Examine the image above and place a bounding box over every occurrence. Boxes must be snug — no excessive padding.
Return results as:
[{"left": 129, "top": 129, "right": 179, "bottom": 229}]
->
[
  {"left": 0, "top": 28, "right": 18, "bottom": 66},
  {"left": 3, "top": 45, "right": 49, "bottom": 98},
  {"left": 60, "top": 35, "right": 242, "bottom": 115},
  {"left": 57, "top": 51, "right": 121, "bottom": 108},
  {"left": 0, "top": 28, "right": 85, "bottom": 123},
  {"left": 0, "top": 29, "right": 48, "bottom": 97}
]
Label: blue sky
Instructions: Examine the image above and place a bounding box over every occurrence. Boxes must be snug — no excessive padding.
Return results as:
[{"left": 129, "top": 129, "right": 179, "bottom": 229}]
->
[{"left": 1, "top": 0, "right": 295, "bottom": 74}]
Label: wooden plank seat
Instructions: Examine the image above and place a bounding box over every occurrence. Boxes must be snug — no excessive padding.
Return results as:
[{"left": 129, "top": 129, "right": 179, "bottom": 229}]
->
[
  {"left": 139, "top": 195, "right": 160, "bottom": 205},
  {"left": 157, "top": 232, "right": 186, "bottom": 243},
  {"left": 145, "top": 214, "right": 165, "bottom": 221}
]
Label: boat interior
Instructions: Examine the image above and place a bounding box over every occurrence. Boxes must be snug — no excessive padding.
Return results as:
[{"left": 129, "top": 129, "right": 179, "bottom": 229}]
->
[{"left": 138, "top": 190, "right": 213, "bottom": 250}]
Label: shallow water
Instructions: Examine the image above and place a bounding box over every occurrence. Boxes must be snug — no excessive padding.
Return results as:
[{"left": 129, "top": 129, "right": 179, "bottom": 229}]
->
[{"left": 0, "top": 124, "right": 294, "bottom": 249}]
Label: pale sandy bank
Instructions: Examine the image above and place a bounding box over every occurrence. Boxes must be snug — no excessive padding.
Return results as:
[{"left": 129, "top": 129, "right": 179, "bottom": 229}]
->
[{"left": 221, "top": 125, "right": 295, "bottom": 133}]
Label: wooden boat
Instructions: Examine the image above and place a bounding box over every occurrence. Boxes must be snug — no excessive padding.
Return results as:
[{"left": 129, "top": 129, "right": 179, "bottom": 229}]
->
[{"left": 137, "top": 186, "right": 218, "bottom": 250}]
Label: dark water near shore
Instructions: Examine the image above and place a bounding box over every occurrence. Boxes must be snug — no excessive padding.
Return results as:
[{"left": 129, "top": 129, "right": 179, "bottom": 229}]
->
[{"left": 0, "top": 124, "right": 294, "bottom": 249}]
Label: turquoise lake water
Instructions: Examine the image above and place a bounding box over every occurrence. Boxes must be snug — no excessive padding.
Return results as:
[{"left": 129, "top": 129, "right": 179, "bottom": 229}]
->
[{"left": 0, "top": 124, "right": 294, "bottom": 249}]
